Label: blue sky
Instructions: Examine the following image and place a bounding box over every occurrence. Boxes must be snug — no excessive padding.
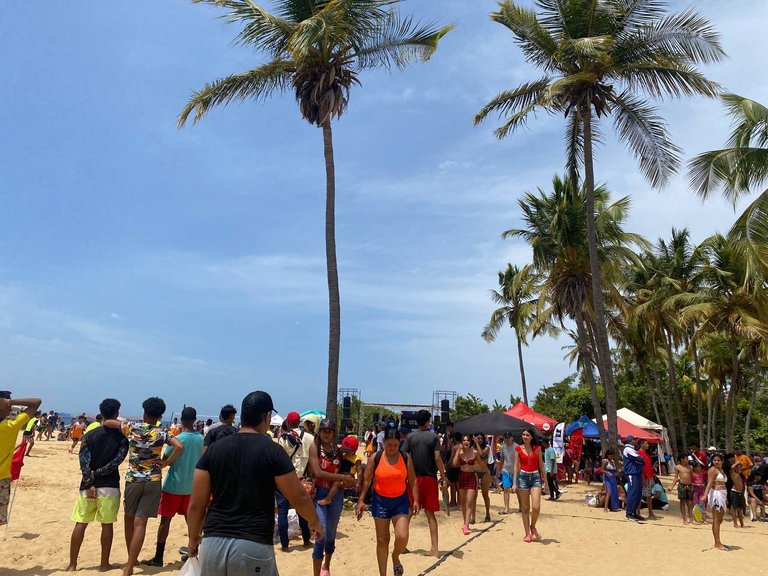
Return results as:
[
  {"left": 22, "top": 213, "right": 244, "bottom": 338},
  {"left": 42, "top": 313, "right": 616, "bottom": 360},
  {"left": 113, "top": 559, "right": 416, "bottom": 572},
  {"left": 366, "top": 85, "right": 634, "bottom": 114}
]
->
[{"left": 1, "top": 1, "right": 766, "bottom": 419}]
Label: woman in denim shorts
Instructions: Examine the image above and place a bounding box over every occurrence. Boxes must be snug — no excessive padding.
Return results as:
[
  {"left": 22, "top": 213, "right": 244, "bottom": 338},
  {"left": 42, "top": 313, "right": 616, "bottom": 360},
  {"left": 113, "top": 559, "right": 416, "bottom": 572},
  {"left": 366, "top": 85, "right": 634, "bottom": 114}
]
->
[{"left": 514, "top": 427, "right": 548, "bottom": 542}]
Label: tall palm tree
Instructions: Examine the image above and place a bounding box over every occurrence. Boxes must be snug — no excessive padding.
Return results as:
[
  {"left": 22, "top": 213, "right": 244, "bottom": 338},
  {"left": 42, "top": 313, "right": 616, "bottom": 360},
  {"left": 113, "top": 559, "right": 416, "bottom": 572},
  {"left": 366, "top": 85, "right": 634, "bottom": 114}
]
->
[
  {"left": 475, "top": 0, "right": 724, "bottom": 451},
  {"left": 689, "top": 95, "right": 768, "bottom": 267},
  {"left": 506, "top": 175, "right": 647, "bottom": 449},
  {"left": 482, "top": 263, "right": 541, "bottom": 405},
  {"left": 178, "top": 0, "right": 452, "bottom": 422}
]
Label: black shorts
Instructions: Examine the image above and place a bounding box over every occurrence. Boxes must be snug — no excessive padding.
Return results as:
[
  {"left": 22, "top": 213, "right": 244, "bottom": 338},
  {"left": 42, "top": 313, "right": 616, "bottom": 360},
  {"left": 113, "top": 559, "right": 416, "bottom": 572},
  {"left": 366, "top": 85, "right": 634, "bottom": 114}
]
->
[
  {"left": 22, "top": 431, "right": 34, "bottom": 437},
  {"left": 730, "top": 490, "right": 744, "bottom": 508},
  {"left": 447, "top": 468, "right": 460, "bottom": 483}
]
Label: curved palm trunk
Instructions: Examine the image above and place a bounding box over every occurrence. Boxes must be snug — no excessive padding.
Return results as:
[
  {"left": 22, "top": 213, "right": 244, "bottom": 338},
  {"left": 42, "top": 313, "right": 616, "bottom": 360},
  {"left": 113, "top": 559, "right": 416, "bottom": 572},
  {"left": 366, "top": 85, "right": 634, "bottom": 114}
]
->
[
  {"left": 516, "top": 334, "right": 529, "bottom": 405},
  {"left": 664, "top": 328, "right": 687, "bottom": 450},
  {"left": 725, "top": 332, "right": 740, "bottom": 453},
  {"left": 577, "top": 313, "right": 607, "bottom": 448},
  {"left": 580, "top": 105, "right": 619, "bottom": 454},
  {"left": 322, "top": 121, "right": 340, "bottom": 424},
  {"left": 689, "top": 334, "right": 706, "bottom": 449},
  {"left": 651, "top": 365, "right": 679, "bottom": 458},
  {"left": 744, "top": 377, "right": 757, "bottom": 455}
]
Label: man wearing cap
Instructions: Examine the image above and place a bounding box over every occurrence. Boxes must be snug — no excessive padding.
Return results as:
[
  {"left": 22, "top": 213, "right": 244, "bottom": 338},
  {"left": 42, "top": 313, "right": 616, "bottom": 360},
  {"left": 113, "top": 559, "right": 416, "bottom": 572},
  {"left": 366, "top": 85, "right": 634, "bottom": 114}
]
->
[
  {"left": 188, "top": 391, "right": 321, "bottom": 576},
  {"left": 403, "top": 410, "right": 446, "bottom": 557},
  {"left": 622, "top": 435, "right": 645, "bottom": 522},
  {"left": 276, "top": 411, "right": 315, "bottom": 551}
]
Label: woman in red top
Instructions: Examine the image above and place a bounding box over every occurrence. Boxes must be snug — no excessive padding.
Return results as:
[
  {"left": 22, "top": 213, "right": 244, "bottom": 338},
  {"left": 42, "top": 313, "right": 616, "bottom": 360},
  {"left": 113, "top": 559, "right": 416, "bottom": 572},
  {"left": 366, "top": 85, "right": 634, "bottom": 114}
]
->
[
  {"left": 452, "top": 434, "right": 479, "bottom": 535},
  {"left": 356, "top": 428, "right": 418, "bottom": 576},
  {"left": 308, "top": 419, "right": 356, "bottom": 576},
  {"left": 638, "top": 440, "right": 658, "bottom": 520},
  {"left": 514, "top": 427, "right": 547, "bottom": 542}
]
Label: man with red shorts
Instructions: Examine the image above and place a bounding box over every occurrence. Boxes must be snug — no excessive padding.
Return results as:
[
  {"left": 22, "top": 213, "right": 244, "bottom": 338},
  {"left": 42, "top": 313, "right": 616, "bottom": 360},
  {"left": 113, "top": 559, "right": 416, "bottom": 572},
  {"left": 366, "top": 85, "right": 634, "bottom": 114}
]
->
[
  {"left": 142, "top": 406, "right": 204, "bottom": 568},
  {"left": 403, "top": 410, "right": 447, "bottom": 557}
]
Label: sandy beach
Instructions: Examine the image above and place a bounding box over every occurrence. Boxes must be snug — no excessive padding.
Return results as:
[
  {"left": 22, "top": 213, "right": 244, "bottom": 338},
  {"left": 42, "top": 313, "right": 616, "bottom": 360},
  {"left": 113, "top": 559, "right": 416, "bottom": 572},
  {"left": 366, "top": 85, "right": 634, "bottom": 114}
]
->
[{"left": 3, "top": 441, "right": 767, "bottom": 576}]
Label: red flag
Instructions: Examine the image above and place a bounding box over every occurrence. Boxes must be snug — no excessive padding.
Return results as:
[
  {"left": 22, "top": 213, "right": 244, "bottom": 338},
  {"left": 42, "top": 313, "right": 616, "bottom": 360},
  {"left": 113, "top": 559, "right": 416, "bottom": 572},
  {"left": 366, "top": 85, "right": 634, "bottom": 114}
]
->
[{"left": 11, "top": 444, "right": 25, "bottom": 481}]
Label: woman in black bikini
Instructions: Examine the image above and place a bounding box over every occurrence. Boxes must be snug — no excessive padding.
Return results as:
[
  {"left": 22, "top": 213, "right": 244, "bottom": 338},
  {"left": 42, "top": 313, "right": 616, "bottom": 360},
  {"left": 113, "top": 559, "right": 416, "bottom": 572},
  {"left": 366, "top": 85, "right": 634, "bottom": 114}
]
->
[
  {"left": 452, "top": 435, "right": 479, "bottom": 535},
  {"left": 472, "top": 433, "right": 492, "bottom": 524}
]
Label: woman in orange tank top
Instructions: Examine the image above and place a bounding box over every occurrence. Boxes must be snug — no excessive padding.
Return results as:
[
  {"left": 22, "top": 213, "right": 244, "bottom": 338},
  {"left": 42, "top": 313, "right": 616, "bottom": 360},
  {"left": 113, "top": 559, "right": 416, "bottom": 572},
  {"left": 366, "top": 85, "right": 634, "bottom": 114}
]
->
[
  {"left": 356, "top": 428, "right": 419, "bottom": 576},
  {"left": 514, "top": 427, "right": 547, "bottom": 543}
]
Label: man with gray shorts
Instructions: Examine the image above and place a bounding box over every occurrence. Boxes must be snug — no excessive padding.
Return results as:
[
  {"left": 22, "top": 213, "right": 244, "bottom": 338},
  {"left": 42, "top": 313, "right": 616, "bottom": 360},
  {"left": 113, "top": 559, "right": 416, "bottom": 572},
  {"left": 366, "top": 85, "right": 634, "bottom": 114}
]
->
[
  {"left": 105, "top": 397, "right": 184, "bottom": 576},
  {"left": 187, "top": 391, "right": 321, "bottom": 576}
]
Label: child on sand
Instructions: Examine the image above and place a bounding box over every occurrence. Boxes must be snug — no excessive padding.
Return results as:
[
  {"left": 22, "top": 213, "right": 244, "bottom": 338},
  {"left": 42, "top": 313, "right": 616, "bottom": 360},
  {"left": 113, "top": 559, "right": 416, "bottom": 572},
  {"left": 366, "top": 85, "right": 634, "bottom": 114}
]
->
[
  {"left": 317, "top": 435, "right": 359, "bottom": 505},
  {"left": 691, "top": 461, "right": 707, "bottom": 522},
  {"left": 670, "top": 457, "right": 694, "bottom": 524},
  {"left": 730, "top": 462, "right": 745, "bottom": 527}
]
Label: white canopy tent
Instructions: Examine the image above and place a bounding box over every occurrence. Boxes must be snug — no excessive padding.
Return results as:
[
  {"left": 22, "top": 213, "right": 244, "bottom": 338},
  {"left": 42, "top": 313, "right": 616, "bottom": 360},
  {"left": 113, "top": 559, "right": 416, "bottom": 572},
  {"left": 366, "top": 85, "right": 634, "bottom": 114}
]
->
[
  {"left": 270, "top": 413, "right": 284, "bottom": 427},
  {"left": 617, "top": 407, "right": 674, "bottom": 472}
]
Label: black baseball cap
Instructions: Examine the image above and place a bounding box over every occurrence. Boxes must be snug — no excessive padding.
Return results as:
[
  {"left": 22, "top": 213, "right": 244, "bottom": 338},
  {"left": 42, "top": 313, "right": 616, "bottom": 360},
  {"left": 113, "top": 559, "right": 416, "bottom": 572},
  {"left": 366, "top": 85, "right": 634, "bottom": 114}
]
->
[
  {"left": 0, "top": 391, "right": 11, "bottom": 399},
  {"left": 319, "top": 418, "right": 336, "bottom": 430},
  {"left": 241, "top": 391, "right": 275, "bottom": 422}
]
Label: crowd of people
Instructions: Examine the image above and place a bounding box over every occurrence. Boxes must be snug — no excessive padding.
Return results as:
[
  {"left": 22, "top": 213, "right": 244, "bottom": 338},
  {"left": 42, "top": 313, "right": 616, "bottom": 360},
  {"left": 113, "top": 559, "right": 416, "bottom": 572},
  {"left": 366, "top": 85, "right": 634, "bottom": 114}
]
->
[{"left": 3, "top": 389, "right": 768, "bottom": 576}]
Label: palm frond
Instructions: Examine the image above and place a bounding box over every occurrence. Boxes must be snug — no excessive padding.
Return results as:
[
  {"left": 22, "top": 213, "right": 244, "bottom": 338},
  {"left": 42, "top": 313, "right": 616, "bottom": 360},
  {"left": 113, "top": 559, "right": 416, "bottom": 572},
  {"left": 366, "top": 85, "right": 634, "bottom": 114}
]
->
[
  {"left": 493, "top": 2, "right": 560, "bottom": 71},
  {"left": 474, "top": 78, "right": 553, "bottom": 138},
  {"left": 196, "top": 0, "right": 295, "bottom": 55},
  {"left": 618, "top": 62, "right": 721, "bottom": 100},
  {"left": 354, "top": 11, "right": 455, "bottom": 70},
  {"left": 610, "top": 90, "right": 680, "bottom": 187},
  {"left": 178, "top": 60, "right": 293, "bottom": 126}
]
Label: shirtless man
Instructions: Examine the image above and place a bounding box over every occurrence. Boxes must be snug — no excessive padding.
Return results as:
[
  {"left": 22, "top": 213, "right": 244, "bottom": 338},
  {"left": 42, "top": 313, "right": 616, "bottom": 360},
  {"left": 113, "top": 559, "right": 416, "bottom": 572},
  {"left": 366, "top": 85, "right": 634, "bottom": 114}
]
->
[{"left": 670, "top": 457, "right": 694, "bottom": 524}]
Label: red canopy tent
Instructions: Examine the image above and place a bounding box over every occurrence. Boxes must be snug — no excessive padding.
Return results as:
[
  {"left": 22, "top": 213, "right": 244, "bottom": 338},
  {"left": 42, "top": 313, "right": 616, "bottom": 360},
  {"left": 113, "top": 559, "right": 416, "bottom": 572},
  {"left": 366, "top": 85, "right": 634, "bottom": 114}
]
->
[
  {"left": 505, "top": 403, "right": 557, "bottom": 432},
  {"left": 601, "top": 416, "right": 662, "bottom": 443}
]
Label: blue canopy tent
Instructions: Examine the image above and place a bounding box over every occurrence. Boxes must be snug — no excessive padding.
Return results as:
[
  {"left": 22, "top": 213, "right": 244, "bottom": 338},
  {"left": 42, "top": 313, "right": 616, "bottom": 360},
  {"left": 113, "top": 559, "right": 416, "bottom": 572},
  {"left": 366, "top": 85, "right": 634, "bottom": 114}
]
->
[{"left": 565, "top": 415, "right": 601, "bottom": 438}]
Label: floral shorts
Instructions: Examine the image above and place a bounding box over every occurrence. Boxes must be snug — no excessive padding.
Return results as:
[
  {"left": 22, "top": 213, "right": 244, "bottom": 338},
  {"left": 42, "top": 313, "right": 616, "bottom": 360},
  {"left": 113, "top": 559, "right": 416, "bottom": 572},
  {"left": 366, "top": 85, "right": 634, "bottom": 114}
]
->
[{"left": 0, "top": 478, "right": 10, "bottom": 525}]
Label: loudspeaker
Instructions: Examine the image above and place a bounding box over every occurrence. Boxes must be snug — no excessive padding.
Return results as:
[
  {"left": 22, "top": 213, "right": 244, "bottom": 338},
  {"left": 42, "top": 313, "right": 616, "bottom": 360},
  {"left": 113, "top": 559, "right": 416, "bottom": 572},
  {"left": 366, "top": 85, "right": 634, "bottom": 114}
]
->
[
  {"left": 342, "top": 396, "right": 351, "bottom": 421},
  {"left": 440, "top": 399, "right": 450, "bottom": 424}
]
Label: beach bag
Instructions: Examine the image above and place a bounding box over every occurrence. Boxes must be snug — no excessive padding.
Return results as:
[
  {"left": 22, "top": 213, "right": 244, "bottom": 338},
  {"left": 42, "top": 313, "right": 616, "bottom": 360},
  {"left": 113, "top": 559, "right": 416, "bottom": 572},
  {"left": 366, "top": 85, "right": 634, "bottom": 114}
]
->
[{"left": 179, "top": 557, "right": 201, "bottom": 576}]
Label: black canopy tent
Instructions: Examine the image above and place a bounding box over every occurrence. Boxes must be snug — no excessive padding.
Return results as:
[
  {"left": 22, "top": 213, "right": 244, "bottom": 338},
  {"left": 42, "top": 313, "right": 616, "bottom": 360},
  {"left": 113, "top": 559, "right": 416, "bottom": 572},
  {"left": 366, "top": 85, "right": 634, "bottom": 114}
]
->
[{"left": 453, "top": 412, "right": 541, "bottom": 440}]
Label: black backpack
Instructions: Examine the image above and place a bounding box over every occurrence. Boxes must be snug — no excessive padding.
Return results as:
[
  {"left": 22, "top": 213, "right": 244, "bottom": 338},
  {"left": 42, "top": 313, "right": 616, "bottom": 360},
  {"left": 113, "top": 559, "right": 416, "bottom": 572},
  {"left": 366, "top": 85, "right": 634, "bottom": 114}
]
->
[{"left": 364, "top": 450, "right": 409, "bottom": 505}]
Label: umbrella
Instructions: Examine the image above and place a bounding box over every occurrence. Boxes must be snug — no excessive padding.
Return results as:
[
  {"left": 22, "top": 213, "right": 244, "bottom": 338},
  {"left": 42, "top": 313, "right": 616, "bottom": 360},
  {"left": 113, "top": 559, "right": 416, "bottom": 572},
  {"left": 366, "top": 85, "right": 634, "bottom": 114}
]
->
[
  {"left": 454, "top": 412, "right": 539, "bottom": 440},
  {"left": 300, "top": 409, "right": 326, "bottom": 418}
]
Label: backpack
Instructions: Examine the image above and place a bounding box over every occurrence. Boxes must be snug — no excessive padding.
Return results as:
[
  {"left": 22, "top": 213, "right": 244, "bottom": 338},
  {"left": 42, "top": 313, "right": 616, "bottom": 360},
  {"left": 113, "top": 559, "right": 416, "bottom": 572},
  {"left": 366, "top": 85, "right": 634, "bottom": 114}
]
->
[
  {"left": 283, "top": 430, "right": 305, "bottom": 459},
  {"left": 364, "top": 450, "right": 410, "bottom": 505}
]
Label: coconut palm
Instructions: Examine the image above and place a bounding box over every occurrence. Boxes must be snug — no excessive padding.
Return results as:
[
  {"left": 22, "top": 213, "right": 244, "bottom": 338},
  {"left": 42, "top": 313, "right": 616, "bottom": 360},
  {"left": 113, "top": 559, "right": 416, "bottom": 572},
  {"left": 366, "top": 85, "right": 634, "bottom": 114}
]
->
[
  {"left": 178, "top": 0, "right": 452, "bottom": 421},
  {"left": 482, "top": 263, "right": 541, "bottom": 405},
  {"left": 475, "top": 0, "right": 724, "bottom": 451},
  {"left": 680, "top": 233, "right": 768, "bottom": 451},
  {"left": 506, "top": 174, "right": 647, "bottom": 448}
]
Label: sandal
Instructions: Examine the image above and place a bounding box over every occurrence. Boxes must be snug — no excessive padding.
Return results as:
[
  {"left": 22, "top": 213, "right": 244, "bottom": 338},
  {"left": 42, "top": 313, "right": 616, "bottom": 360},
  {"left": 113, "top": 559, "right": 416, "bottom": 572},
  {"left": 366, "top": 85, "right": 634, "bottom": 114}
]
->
[
  {"left": 523, "top": 534, "right": 532, "bottom": 543},
  {"left": 461, "top": 524, "right": 470, "bottom": 535},
  {"left": 394, "top": 564, "right": 404, "bottom": 576}
]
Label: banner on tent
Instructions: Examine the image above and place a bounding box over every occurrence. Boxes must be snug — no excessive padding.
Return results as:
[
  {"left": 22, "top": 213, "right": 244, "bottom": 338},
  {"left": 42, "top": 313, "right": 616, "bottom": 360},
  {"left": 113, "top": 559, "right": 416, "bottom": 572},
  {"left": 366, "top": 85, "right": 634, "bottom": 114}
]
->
[{"left": 552, "top": 422, "right": 565, "bottom": 464}]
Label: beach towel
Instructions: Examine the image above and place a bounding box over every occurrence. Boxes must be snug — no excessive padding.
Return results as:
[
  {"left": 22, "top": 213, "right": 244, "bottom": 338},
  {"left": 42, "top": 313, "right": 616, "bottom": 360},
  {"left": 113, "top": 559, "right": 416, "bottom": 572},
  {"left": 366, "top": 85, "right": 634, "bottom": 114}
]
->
[
  {"left": 11, "top": 444, "right": 25, "bottom": 482},
  {"left": 692, "top": 502, "right": 704, "bottom": 523}
]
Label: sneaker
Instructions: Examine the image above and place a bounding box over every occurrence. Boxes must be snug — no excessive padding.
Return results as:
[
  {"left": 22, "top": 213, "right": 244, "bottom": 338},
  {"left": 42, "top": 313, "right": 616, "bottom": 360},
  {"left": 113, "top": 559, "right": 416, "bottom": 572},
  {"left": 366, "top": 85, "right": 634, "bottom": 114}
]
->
[{"left": 626, "top": 515, "right": 638, "bottom": 522}]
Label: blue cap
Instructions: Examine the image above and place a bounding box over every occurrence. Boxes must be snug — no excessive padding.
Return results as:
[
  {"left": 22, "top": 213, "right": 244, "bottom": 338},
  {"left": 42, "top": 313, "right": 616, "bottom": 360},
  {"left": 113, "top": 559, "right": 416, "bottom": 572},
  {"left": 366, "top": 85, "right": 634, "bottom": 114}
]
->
[{"left": 624, "top": 435, "right": 636, "bottom": 442}]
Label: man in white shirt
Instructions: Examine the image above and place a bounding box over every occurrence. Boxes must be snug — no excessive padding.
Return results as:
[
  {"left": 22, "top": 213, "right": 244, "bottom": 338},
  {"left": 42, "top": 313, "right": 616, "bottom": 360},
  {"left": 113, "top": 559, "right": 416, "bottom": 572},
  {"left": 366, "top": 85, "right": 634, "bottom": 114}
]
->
[{"left": 276, "top": 411, "right": 314, "bottom": 551}]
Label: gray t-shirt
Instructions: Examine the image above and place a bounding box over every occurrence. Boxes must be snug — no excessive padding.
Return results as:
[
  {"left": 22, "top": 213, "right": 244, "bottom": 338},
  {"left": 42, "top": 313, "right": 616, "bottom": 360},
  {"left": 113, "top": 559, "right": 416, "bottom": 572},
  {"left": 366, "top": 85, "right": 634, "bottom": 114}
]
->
[
  {"left": 403, "top": 429, "right": 440, "bottom": 477},
  {"left": 501, "top": 441, "right": 517, "bottom": 474}
]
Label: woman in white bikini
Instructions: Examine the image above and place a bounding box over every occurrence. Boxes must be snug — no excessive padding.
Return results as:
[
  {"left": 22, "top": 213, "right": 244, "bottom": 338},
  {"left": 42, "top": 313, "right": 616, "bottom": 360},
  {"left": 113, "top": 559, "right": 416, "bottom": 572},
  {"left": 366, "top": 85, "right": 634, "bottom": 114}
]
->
[{"left": 702, "top": 453, "right": 729, "bottom": 551}]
